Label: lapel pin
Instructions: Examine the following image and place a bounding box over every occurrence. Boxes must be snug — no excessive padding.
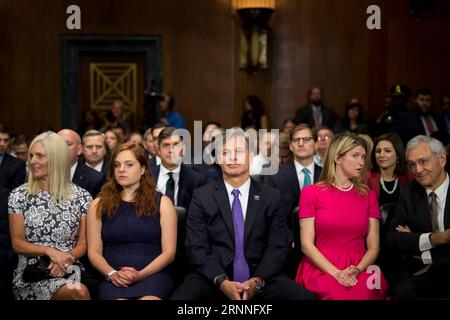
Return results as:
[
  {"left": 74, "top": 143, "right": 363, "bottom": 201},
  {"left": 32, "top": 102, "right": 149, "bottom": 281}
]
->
[{"left": 254, "top": 195, "right": 260, "bottom": 201}]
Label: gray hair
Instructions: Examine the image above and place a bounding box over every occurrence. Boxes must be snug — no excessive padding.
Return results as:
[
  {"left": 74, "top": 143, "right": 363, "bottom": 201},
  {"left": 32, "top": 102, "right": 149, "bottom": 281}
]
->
[
  {"left": 82, "top": 130, "right": 104, "bottom": 144},
  {"left": 406, "top": 135, "right": 445, "bottom": 158},
  {"left": 217, "top": 127, "right": 253, "bottom": 152}
]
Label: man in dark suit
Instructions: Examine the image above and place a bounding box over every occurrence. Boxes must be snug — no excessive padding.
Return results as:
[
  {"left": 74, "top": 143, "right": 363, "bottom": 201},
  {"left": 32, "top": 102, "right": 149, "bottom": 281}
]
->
[
  {"left": 387, "top": 135, "right": 450, "bottom": 299},
  {"left": 171, "top": 129, "right": 314, "bottom": 300},
  {"left": 268, "top": 124, "right": 322, "bottom": 278},
  {"left": 295, "top": 87, "right": 335, "bottom": 131},
  {"left": 0, "top": 124, "right": 26, "bottom": 191},
  {"left": 393, "top": 89, "right": 448, "bottom": 146},
  {"left": 58, "top": 129, "right": 105, "bottom": 198},
  {"left": 268, "top": 124, "right": 322, "bottom": 215},
  {"left": 82, "top": 130, "right": 110, "bottom": 177},
  {"left": 146, "top": 123, "right": 166, "bottom": 170},
  {"left": 0, "top": 185, "right": 13, "bottom": 299},
  {"left": 152, "top": 127, "right": 206, "bottom": 210}
]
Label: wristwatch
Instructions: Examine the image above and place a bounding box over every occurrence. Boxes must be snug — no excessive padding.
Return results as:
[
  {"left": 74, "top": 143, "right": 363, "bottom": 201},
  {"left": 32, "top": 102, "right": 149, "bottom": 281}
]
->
[
  {"left": 106, "top": 270, "right": 118, "bottom": 282},
  {"left": 213, "top": 274, "right": 228, "bottom": 287}
]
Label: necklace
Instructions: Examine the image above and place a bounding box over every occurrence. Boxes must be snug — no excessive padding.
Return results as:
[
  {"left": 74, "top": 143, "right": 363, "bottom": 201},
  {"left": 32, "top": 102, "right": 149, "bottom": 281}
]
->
[
  {"left": 332, "top": 183, "right": 354, "bottom": 192},
  {"left": 380, "top": 177, "right": 398, "bottom": 195}
]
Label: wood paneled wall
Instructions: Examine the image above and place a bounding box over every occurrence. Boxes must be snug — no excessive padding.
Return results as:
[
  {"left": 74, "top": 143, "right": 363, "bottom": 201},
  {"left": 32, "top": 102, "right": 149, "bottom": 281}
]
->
[
  {"left": 271, "top": 0, "right": 450, "bottom": 128},
  {"left": 1, "top": 0, "right": 449, "bottom": 136}
]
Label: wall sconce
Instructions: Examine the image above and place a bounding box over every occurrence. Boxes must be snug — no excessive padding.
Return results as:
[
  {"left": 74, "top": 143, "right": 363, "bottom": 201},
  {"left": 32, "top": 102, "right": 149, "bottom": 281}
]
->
[{"left": 233, "top": 0, "right": 275, "bottom": 71}]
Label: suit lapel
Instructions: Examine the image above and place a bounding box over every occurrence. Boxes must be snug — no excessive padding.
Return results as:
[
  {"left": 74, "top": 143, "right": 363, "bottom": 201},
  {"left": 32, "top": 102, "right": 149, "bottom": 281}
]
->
[
  {"left": 444, "top": 183, "right": 450, "bottom": 229},
  {"left": 287, "top": 163, "right": 300, "bottom": 196},
  {"left": 313, "top": 164, "right": 322, "bottom": 183},
  {"left": 414, "top": 182, "right": 433, "bottom": 231},
  {"left": 151, "top": 165, "right": 161, "bottom": 182},
  {"left": 177, "top": 164, "right": 186, "bottom": 207},
  {"left": 244, "top": 179, "right": 261, "bottom": 240},
  {"left": 213, "top": 181, "right": 234, "bottom": 240},
  {"left": 73, "top": 163, "right": 85, "bottom": 184}
]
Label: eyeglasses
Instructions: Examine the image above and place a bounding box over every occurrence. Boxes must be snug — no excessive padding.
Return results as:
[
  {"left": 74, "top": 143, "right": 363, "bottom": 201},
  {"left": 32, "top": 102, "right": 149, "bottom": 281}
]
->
[
  {"left": 160, "top": 142, "right": 182, "bottom": 150},
  {"left": 407, "top": 156, "right": 432, "bottom": 171},
  {"left": 318, "top": 135, "right": 332, "bottom": 141},
  {"left": 292, "top": 137, "right": 314, "bottom": 145}
]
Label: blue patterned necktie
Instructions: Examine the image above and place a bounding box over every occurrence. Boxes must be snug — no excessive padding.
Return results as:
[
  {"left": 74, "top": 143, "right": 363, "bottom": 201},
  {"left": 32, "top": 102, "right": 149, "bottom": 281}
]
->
[
  {"left": 231, "top": 189, "right": 249, "bottom": 282},
  {"left": 302, "top": 167, "right": 312, "bottom": 188}
]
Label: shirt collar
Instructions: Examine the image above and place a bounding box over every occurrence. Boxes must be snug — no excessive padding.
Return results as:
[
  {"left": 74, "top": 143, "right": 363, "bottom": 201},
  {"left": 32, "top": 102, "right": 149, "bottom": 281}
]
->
[
  {"left": 70, "top": 162, "right": 78, "bottom": 180},
  {"left": 426, "top": 173, "right": 449, "bottom": 202},
  {"left": 294, "top": 159, "right": 315, "bottom": 174},
  {"left": 224, "top": 177, "right": 251, "bottom": 197},
  {"left": 160, "top": 163, "right": 181, "bottom": 176}
]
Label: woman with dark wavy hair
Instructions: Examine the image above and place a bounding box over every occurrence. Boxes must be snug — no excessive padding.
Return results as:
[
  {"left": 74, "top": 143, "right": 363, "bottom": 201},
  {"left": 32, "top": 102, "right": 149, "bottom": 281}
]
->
[
  {"left": 87, "top": 143, "right": 177, "bottom": 300},
  {"left": 367, "top": 133, "right": 413, "bottom": 207}
]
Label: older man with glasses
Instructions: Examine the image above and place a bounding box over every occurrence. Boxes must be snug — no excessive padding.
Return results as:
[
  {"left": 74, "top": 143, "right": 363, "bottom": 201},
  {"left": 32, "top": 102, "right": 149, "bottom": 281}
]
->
[
  {"left": 314, "top": 127, "right": 334, "bottom": 167},
  {"left": 387, "top": 135, "right": 450, "bottom": 299}
]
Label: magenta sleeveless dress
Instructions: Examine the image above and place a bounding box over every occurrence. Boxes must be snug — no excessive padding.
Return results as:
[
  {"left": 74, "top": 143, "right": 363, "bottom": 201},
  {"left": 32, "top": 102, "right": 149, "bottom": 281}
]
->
[{"left": 295, "top": 185, "right": 388, "bottom": 300}]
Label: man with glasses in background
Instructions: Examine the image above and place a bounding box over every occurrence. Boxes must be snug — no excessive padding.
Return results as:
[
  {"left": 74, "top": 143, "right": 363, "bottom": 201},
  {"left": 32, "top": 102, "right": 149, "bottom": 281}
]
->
[
  {"left": 314, "top": 127, "right": 334, "bottom": 167},
  {"left": 387, "top": 135, "right": 450, "bottom": 299}
]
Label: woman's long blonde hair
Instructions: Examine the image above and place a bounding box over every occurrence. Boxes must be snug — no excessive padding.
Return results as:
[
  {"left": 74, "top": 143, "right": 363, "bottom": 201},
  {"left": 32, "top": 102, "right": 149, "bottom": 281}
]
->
[
  {"left": 317, "top": 133, "right": 369, "bottom": 195},
  {"left": 27, "top": 131, "right": 72, "bottom": 202}
]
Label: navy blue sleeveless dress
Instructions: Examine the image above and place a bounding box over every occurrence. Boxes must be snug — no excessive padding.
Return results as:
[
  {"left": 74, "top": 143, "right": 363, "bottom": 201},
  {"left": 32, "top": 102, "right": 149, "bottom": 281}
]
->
[{"left": 98, "top": 193, "right": 174, "bottom": 300}]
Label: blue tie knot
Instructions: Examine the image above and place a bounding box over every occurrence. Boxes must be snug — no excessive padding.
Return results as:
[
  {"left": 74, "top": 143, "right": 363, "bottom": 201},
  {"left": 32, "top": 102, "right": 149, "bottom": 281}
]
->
[
  {"left": 232, "top": 189, "right": 240, "bottom": 198},
  {"left": 301, "top": 168, "right": 310, "bottom": 175}
]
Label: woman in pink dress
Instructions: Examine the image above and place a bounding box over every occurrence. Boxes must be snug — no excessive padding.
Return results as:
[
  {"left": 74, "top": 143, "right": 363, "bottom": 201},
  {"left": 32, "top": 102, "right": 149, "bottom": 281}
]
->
[{"left": 295, "top": 133, "right": 388, "bottom": 300}]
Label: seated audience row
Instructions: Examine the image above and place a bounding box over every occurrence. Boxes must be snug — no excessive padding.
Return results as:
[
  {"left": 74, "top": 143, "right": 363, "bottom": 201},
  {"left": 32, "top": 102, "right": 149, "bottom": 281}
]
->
[{"left": 1, "top": 119, "right": 450, "bottom": 300}]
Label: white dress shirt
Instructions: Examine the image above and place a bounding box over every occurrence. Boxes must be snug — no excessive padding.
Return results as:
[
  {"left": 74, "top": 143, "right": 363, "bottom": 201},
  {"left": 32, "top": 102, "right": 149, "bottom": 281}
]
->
[
  {"left": 156, "top": 164, "right": 181, "bottom": 205},
  {"left": 249, "top": 153, "right": 270, "bottom": 176},
  {"left": 70, "top": 162, "right": 78, "bottom": 181},
  {"left": 419, "top": 173, "right": 449, "bottom": 264},
  {"left": 224, "top": 178, "right": 251, "bottom": 221},
  {"left": 294, "top": 160, "right": 315, "bottom": 190},
  {"left": 86, "top": 160, "right": 104, "bottom": 173}
]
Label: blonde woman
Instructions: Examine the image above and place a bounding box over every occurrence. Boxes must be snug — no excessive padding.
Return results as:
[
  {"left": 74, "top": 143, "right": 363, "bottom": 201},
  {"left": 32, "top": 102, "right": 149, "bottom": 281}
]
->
[
  {"left": 8, "top": 132, "right": 92, "bottom": 300},
  {"left": 295, "top": 133, "right": 388, "bottom": 300}
]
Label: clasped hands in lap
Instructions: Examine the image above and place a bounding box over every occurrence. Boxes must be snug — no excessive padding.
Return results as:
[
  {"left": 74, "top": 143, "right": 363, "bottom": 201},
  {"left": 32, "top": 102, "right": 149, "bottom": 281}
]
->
[
  {"left": 333, "top": 266, "right": 361, "bottom": 288},
  {"left": 219, "top": 278, "right": 260, "bottom": 300},
  {"left": 109, "top": 267, "right": 143, "bottom": 288},
  {"left": 46, "top": 248, "right": 76, "bottom": 278}
]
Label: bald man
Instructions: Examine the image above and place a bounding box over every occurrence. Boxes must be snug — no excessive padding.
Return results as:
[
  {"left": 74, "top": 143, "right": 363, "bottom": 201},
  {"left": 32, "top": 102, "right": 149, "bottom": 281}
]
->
[{"left": 58, "top": 129, "right": 105, "bottom": 198}]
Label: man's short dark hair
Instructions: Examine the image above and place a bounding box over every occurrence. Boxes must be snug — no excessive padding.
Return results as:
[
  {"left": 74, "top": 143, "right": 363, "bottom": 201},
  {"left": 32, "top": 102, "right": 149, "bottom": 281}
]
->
[
  {"left": 12, "top": 134, "right": 28, "bottom": 146},
  {"left": 415, "top": 88, "right": 432, "bottom": 98},
  {"left": 151, "top": 123, "right": 167, "bottom": 135},
  {"left": 158, "top": 127, "right": 181, "bottom": 145},
  {"left": 0, "top": 123, "right": 9, "bottom": 135}
]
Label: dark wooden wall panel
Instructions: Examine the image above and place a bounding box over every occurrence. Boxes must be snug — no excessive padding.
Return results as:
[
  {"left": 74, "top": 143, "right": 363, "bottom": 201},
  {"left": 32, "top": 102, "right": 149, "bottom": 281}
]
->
[
  {"left": 0, "top": 0, "right": 234, "bottom": 136},
  {"left": 1, "top": 0, "right": 449, "bottom": 136}
]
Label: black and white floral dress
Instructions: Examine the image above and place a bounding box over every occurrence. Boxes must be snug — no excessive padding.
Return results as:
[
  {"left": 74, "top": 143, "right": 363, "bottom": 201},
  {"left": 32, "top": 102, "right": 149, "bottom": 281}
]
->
[{"left": 8, "top": 183, "right": 92, "bottom": 300}]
